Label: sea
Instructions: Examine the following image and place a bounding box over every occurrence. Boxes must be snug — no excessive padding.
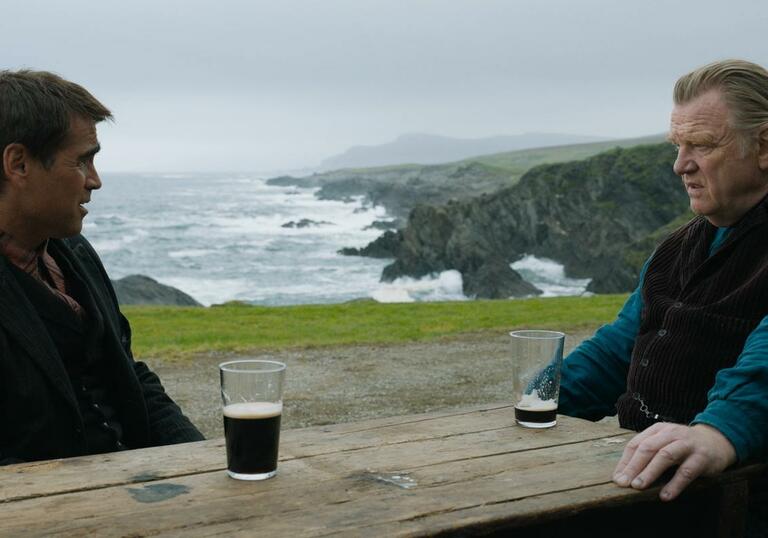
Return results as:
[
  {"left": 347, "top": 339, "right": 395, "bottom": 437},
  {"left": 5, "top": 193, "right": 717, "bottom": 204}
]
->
[{"left": 84, "top": 173, "right": 591, "bottom": 306}]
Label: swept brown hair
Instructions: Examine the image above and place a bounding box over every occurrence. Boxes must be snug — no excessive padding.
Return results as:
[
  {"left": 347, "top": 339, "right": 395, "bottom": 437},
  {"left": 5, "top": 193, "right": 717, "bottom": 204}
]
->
[{"left": 0, "top": 70, "right": 112, "bottom": 181}]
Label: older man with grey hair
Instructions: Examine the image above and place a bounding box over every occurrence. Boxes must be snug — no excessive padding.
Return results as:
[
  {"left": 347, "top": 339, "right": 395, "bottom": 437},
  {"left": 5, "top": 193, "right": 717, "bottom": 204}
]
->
[{"left": 558, "top": 59, "right": 768, "bottom": 503}]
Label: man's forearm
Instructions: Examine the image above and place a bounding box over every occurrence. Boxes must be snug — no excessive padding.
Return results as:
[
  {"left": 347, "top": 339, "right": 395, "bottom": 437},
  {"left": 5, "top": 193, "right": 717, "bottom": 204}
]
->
[{"left": 692, "top": 314, "right": 768, "bottom": 462}]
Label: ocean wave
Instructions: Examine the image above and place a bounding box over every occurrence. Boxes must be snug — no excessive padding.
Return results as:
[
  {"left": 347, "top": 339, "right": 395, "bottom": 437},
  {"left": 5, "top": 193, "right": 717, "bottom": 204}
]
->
[
  {"left": 371, "top": 270, "right": 467, "bottom": 303},
  {"left": 511, "top": 254, "right": 591, "bottom": 296}
]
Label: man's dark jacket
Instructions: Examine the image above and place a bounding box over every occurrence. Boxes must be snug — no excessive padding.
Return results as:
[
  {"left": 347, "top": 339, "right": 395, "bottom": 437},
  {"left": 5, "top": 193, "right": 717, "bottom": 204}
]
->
[{"left": 0, "top": 235, "right": 203, "bottom": 465}]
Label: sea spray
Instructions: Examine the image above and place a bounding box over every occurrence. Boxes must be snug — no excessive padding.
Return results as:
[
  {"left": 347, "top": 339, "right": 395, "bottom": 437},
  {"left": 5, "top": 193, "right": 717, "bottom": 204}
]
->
[{"left": 511, "top": 254, "right": 591, "bottom": 297}]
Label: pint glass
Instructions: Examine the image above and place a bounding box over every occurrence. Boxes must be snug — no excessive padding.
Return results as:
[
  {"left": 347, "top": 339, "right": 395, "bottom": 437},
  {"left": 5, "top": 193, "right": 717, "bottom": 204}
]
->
[
  {"left": 510, "top": 330, "right": 565, "bottom": 428},
  {"left": 219, "top": 360, "right": 286, "bottom": 480}
]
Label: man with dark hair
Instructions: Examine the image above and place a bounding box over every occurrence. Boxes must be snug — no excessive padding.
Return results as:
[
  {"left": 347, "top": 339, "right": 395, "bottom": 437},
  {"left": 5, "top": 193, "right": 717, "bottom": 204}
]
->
[
  {"left": 0, "top": 70, "right": 203, "bottom": 465},
  {"left": 559, "top": 59, "right": 768, "bottom": 501}
]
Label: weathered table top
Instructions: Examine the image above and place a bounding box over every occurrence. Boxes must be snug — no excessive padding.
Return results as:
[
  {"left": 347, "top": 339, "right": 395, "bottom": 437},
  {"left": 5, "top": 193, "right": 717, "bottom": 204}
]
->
[{"left": 0, "top": 404, "right": 764, "bottom": 537}]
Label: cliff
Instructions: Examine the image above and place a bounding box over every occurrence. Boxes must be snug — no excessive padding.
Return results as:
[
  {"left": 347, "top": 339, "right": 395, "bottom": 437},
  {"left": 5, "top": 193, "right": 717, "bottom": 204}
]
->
[{"left": 370, "top": 143, "right": 688, "bottom": 297}]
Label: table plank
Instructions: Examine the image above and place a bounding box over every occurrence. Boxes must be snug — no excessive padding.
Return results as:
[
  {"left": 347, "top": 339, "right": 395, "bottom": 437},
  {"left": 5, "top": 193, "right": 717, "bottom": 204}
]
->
[
  {"left": 0, "top": 407, "right": 624, "bottom": 503},
  {"left": 1, "top": 405, "right": 762, "bottom": 538},
  {"left": 0, "top": 427, "right": 633, "bottom": 536}
]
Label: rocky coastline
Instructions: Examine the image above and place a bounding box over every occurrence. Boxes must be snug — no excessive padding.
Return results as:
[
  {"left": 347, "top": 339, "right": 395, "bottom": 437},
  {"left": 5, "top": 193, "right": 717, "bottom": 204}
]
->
[
  {"left": 336, "top": 143, "right": 689, "bottom": 298},
  {"left": 265, "top": 136, "right": 677, "bottom": 299},
  {"left": 113, "top": 141, "right": 685, "bottom": 306}
]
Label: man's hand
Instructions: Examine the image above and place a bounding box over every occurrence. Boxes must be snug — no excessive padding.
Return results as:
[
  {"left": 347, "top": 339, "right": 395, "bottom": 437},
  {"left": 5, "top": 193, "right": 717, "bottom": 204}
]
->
[{"left": 612, "top": 423, "right": 737, "bottom": 501}]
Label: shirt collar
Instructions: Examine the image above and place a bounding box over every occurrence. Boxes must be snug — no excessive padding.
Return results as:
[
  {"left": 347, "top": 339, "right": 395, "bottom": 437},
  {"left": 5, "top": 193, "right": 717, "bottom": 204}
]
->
[{"left": 0, "top": 230, "right": 48, "bottom": 274}]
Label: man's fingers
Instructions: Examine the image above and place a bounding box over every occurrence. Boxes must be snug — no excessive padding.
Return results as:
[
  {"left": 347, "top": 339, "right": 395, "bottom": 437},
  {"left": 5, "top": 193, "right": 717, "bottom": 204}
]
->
[
  {"left": 613, "top": 426, "right": 679, "bottom": 487},
  {"left": 613, "top": 423, "right": 666, "bottom": 479},
  {"left": 612, "top": 424, "right": 737, "bottom": 501},
  {"left": 658, "top": 454, "right": 708, "bottom": 501},
  {"left": 612, "top": 444, "right": 638, "bottom": 480},
  {"left": 624, "top": 439, "right": 689, "bottom": 490}
]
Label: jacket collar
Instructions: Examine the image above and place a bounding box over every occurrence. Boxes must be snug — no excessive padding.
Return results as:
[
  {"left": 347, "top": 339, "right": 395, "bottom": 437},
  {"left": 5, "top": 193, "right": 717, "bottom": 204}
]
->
[
  {"left": 0, "top": 253, "right": 79, "bottom": 412},
  {"left": 679, "top": 195, "right": 768, "bottom": 291}
]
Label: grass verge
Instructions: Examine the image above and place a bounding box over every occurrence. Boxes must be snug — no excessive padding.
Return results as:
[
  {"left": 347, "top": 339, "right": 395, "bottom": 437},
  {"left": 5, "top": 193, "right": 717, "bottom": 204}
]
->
[{"left": 123, "top": 294, "right": 628, "bottom": 358}]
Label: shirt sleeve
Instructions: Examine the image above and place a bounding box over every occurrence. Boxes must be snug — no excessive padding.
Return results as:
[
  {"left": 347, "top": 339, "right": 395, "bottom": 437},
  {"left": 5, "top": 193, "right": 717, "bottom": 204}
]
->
[
  {"left": 558, "top": 258, "right": 650, "bottom": 421},
  {"left": 691, "top": 315, "right": 768, "bottom": 462}
]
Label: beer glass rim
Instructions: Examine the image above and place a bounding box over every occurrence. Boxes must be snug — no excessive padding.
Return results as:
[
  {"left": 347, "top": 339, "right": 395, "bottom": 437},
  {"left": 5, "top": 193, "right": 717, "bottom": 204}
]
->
[
  {"left": 219, "top": 360, "right": 287, "bottom": 373},
  {"left": 509, "top": 330, "right": 565, "bottom": 340}
]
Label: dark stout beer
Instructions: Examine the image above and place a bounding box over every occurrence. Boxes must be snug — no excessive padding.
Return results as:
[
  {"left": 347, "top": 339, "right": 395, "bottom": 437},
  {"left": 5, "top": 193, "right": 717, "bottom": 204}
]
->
[
  {"left": 514, "top": 396, "right": 558, "bottom": 428},
  {"left": 223, "top": 402, "right": 282, "bottom": 477},
  {"left": 514, "top": 405, "right": 557, "bottom": 426}
]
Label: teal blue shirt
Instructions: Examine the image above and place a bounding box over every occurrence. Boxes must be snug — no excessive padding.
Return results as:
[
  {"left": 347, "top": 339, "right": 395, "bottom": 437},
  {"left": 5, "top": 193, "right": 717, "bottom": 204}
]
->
[{"left": 559, "top": 228, "right": 768, "bottom": 462}]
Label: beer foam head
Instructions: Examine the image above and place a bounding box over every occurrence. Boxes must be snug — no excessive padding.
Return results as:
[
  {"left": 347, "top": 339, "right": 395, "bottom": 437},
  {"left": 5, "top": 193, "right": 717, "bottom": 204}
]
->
[
  {"left": 223, "top": 401, "right": 283, "bottom": 419},
  {"left": 516, "top": 392, "right": 557, "bottom": 411}
]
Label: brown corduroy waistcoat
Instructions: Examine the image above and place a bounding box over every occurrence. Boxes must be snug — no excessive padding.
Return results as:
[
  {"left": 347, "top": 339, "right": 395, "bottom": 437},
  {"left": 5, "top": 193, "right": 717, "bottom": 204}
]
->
[{"left": 616, "top": 197, "right": 768, "bottom": 431}]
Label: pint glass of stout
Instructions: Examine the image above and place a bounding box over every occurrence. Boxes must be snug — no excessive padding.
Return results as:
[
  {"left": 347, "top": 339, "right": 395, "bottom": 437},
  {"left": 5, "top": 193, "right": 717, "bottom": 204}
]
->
[
  {"left": 219, "top": 360, "right": 286, "bottom": 480},
  {"left": 510, "top": 330, "right": 565, "bottom": 429}
]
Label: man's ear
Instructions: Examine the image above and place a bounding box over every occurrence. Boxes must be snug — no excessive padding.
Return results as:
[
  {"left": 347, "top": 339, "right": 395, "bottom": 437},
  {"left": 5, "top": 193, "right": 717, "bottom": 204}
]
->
[
  {"left": 2, "top": 143, "right": 31, "bottom": 186},
  {"left": 758, "top": 126, "right": 768, "bottom": 172}
]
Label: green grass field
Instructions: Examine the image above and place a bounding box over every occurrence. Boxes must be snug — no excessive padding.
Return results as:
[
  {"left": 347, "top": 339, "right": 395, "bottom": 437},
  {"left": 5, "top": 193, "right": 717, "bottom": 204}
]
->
[{"left": 123, "top": 294, "right": 628, "bottom": 358}]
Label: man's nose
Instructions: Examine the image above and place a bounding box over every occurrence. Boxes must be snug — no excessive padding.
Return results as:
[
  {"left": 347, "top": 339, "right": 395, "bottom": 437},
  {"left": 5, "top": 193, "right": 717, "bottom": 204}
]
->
[
  {"left": 86, "top": 164, "right": 102, "bottom": 190},
  {"left": 673, "top": 146, "right": 698, "bottom": 176}
]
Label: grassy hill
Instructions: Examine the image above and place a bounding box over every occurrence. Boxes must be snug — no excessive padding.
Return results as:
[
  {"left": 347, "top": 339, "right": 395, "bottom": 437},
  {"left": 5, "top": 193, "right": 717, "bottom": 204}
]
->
[
  {"left": 268, "top": 134, "right": 668, "bottom": 220},
  {"left": 473, "top": 134, "right": 667, "bottom": 179}
]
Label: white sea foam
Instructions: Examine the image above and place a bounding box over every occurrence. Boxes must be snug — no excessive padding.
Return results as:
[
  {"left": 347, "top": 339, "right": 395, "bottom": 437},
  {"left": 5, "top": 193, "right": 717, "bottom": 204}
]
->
[
  {"left": 159, "top": 277, "right": 254, "bottom": 306},
  {"left": 510, "top": 254, "right": 591, "bottom": 297},
  {"left": 371, "top": 270, "right": 467, "bottom": 303},
  {"left": 88, "top": 229, "right": 149, "bottom": 253},
  {"left": 168, "top": 249, "right": 216, "bottom": 258}
]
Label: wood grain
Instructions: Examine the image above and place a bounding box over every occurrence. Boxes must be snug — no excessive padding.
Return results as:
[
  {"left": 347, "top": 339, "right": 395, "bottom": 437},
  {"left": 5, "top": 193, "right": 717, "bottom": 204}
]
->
[{"left": 0, "top": 406, "right": 760, "bottom": 538}]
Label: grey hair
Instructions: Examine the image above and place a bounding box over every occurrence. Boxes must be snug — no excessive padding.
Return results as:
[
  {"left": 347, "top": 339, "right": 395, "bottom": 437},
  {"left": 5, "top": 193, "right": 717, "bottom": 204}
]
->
[{"left": 674, "top": 59, "right": 768, "bottom": 153}]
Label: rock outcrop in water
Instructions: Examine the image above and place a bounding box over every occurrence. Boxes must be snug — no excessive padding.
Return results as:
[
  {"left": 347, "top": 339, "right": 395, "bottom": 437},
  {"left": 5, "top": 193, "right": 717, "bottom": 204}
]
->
[
  {"left": 112, "top": 275, "right": 202, "bottom": 306},
  {"left": 371, "top": 143, "right": 688, "bottom": 297},
  {"left": 338, "top": 230, "right": 403, "bottom": 258},
  {"left": 281, "top": 219, "right": 333, "bottom": 228}
]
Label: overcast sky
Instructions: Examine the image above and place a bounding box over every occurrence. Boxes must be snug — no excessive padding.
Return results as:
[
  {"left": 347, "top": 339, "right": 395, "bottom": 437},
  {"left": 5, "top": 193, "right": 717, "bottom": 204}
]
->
[{"left": 2, "top": 0, "right": 766, "bottom": 173}]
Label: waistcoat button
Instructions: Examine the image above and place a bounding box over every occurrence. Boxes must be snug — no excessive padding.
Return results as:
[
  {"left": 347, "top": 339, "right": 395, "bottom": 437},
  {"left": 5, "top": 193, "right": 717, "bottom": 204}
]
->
[{"left": 657, "top": 329, "right": 667, "bottom": 337}]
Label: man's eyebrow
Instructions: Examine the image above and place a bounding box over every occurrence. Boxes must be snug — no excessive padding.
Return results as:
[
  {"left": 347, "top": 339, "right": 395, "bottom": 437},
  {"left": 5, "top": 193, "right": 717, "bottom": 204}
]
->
[{"left": 79, "top": 144, "right": 101, "bottom": 159}]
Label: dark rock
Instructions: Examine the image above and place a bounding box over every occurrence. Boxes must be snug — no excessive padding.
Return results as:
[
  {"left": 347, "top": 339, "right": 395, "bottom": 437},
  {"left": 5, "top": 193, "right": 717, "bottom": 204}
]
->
[
  {"left": 316, "top": 178, "right": 370, "bottom": 203},
  {"left": 339, "top": 230, "right": 402, "bottom": 258},
  {"left": 364, "top": 220, "right": 399, "bottom": 231},
  {"left": 112, "top": 275, "right": 202, "bottom": 306},
  {"left": 583, "top": 256, "right": 639, "bottom": 294},
  {"left": 463, "top": 257, "right": 542, "bottom": 298},
  {"left": 377, "top": 143, "right": 687, "bottom": 297},
  {"left": 281, "top": 219, "right": 333, "bottom": 228}
]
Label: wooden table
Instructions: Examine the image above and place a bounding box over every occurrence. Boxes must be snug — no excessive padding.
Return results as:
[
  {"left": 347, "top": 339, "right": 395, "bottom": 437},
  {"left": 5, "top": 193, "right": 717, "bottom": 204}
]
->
[{"left": 1, "top": 404, "right": 765, "bottom": 537}]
